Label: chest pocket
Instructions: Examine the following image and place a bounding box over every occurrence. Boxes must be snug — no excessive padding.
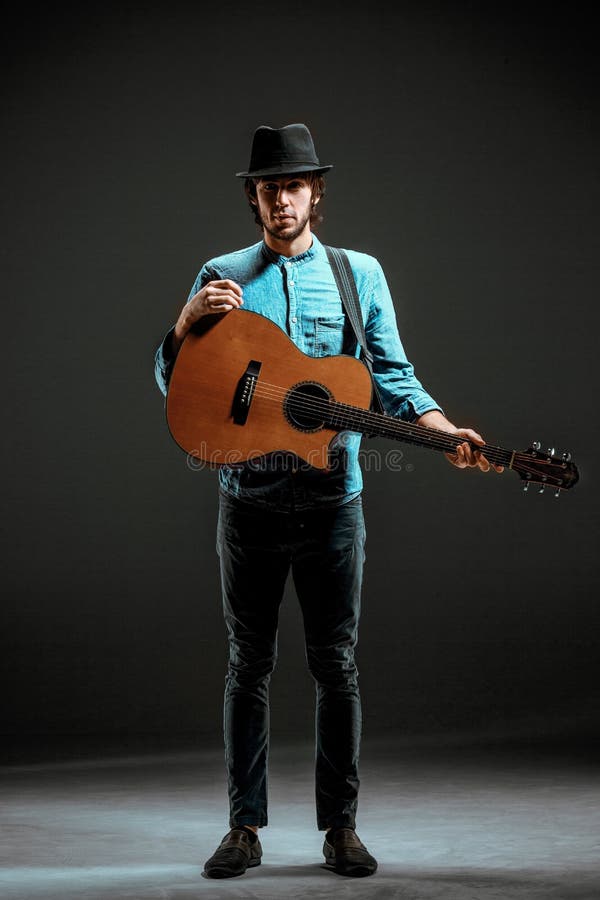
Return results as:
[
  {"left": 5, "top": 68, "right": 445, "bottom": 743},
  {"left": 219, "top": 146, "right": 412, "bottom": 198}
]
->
[{"left": 314, "top": 315, "right": 346, "bottom": 357}]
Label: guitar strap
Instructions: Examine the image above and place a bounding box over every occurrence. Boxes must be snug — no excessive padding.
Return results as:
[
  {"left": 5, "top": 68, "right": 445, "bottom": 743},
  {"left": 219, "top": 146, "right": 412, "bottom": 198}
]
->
[{"left": 324, "top": 245, "right": 385, "bottom": 414}]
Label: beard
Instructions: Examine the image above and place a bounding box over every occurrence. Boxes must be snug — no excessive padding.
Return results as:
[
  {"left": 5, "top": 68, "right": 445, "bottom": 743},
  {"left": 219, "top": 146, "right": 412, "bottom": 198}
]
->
[{"left": 261, "top": 207, "right": 312, "bottom": 243}]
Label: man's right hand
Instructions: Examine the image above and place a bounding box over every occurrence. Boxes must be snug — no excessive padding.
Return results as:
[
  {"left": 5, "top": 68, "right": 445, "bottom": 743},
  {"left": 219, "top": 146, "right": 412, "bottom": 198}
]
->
[{"left": 172, "top": 279, "right": 243, "bottom": 354}]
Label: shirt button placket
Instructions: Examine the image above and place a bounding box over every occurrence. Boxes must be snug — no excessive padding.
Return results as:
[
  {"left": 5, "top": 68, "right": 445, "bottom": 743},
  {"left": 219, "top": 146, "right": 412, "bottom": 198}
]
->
[{"left": 285, "top": 262, "right": 298, "bottom": 333}]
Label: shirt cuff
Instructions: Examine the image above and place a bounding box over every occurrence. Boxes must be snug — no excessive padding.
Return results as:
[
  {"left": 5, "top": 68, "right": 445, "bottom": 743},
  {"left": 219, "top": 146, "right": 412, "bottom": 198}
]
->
[
  {"left": 405, "top": 399, "right": 444, "bottom": 423},
  {"left": 158, "top": 326, "right": 176, "bottom": 364}
]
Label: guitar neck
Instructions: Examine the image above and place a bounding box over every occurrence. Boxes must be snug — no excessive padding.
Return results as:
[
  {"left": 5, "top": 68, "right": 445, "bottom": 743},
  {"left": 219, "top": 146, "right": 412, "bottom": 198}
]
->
[{"left": 325, "top": 400, "right": 514, "bottom": 467}]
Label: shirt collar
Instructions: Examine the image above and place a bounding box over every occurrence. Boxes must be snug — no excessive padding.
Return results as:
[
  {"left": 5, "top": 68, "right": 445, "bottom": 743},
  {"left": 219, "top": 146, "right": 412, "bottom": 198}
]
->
[{"left": 260, "top": 234, "right": 325, "bottom": 267}]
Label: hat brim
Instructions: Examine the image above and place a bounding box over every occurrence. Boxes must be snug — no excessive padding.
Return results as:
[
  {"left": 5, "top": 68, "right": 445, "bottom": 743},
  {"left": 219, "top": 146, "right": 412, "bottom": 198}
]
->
[{"left": 235, "top": 163, "right": 333, "bottom": 178}]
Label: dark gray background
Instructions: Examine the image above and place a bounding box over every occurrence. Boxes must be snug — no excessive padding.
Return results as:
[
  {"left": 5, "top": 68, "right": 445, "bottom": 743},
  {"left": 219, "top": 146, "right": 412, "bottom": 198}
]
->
[{"left": 2, "top": 2, "right": 598, "bottom": 757}]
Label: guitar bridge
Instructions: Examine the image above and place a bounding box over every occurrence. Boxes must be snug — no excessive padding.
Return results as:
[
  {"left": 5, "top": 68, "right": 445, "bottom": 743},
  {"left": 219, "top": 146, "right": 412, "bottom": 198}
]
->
[{"left": 232, "top": 360, "right": 262, "bottom": 425}]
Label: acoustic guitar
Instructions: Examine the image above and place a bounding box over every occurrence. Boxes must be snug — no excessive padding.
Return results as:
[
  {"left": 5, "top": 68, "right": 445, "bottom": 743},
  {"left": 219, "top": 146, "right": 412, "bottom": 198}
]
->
[{"left": 166, "top": 309, "right": 579, "bottom": 495}]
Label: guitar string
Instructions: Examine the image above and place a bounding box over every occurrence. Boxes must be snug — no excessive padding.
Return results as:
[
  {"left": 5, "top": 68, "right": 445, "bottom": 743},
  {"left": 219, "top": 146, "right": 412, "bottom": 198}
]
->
[
  {"left": 251, "top": 379, "right": 484, "bottom": 441},
  {"left": 252, "top": 384, "right": 541, "bottom": 469},
  {"left": 249, "top": 384, "right": 558, "bottom": 472},
  {"left": 250, "top": 383, "right": 510, "bottom": 461},
  {"left": 251, "top": 381, "right": 473, "bottom": 443},
  {"left": 243, "top": 383, "right": 569, "bottom": 479}
]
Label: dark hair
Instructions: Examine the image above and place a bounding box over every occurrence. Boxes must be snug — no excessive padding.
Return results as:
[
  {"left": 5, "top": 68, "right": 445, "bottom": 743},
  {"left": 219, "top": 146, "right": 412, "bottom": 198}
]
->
[{"left": 244, "top": 172, "right": 326, "bottom": 229}]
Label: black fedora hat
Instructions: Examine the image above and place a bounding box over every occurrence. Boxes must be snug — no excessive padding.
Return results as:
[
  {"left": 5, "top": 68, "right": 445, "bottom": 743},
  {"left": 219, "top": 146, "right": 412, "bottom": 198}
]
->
[{"left": 235, "top": 123, "right": 332, "bottom": 178}]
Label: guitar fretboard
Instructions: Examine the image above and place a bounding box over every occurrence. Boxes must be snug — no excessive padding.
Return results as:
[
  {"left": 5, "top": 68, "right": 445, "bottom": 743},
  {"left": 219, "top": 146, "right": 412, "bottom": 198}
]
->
[{"left": 323, "top": 399, "right": 513, "bottom": 467}]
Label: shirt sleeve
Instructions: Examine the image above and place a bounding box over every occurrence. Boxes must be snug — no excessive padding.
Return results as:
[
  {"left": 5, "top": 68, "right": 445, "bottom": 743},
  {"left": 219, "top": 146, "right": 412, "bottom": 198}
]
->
[
  {"left": 153, "top": 326, "right": 178, "bottom": 398},
  {"left": 153, "top": 263, "right": 218, "bottom": 397},
  {"left": 365, "top": 260, "right": 442, "bottom": 422}
]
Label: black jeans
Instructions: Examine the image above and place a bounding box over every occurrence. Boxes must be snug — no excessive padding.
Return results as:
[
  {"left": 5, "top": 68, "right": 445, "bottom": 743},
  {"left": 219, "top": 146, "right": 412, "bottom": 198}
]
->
[{"left": 216, "top": 491, "right": 366, "bottom": 830}]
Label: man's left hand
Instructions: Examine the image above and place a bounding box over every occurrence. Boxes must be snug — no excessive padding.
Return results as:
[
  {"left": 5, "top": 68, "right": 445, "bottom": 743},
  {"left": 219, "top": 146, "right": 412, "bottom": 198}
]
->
[
  {"left": 446, "top": 427, "right": 504, "bottom": 474},
  {"left": 415, "top": 411, "right": 503, "bottom": 474}
]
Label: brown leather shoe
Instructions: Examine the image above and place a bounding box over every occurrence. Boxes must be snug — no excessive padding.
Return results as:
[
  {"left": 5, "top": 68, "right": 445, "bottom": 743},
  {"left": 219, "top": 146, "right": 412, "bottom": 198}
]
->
[
  {"left": 203, "top": 825, "right": 262, "bottom": 878},
  {"left": 323, "top": 826, "right": 378, "bottom": 877}
]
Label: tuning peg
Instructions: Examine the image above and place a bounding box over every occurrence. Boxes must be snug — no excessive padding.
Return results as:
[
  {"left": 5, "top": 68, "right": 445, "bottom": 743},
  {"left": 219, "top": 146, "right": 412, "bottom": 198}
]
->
[
  {"left": 554, "top": 489, "right": 561, "bottom": 498},
  {"left": 562, "top": 450, "right": 572, "bottom": 462},
  {"left": 547, "top": 447, "right": 555, "bottom": 457},
  {"left": 532, "top": 441, "right": 541, "bottom": 450},
  {"left": 538, "top": 485, "right": 545, "bottom": 493},
  {"left": 523, "top": 483, "right": 529, "bottom": 492}
]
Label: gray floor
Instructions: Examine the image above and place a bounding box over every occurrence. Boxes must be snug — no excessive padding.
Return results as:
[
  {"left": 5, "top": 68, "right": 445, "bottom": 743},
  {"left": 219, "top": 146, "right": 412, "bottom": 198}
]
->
[{"left": 1, "top": 737, "right": 599, "bottom": 900}]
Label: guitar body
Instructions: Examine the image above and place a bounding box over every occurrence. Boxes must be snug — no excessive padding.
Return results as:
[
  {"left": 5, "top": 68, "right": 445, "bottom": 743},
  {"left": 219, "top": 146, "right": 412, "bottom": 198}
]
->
[{"left": 166, "top": 309, "right": 373, "bottom": 468}]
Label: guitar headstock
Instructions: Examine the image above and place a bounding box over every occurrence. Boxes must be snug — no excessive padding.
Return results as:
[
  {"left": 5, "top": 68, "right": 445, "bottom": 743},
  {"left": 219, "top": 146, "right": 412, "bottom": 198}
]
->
[{"left": 512, "top": 442, "right": 579, "bottom": 496}]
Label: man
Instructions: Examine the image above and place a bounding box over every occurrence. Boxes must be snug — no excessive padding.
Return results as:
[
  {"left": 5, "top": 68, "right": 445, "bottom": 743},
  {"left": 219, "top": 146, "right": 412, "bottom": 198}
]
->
[{"left": 154, "top": 124, "right": 501, "bottom": 879}]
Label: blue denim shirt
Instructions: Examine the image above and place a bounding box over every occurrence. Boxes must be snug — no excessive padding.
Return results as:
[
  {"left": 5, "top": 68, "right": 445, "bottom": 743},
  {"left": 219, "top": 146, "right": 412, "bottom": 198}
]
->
[{"left": 155, "top": 234, "right": 441, "bottom": 510}]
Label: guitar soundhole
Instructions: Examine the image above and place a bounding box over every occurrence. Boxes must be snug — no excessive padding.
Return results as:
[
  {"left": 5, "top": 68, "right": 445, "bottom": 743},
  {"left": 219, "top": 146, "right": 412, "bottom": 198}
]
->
[{"left": 284, "top": 381, "right": 332, "bottom": 433}]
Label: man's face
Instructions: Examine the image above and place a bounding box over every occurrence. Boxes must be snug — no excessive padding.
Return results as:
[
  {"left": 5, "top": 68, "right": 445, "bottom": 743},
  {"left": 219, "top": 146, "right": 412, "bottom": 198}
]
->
[{"left": 252, "top": 175, "right": 317, "bottom": 243}]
